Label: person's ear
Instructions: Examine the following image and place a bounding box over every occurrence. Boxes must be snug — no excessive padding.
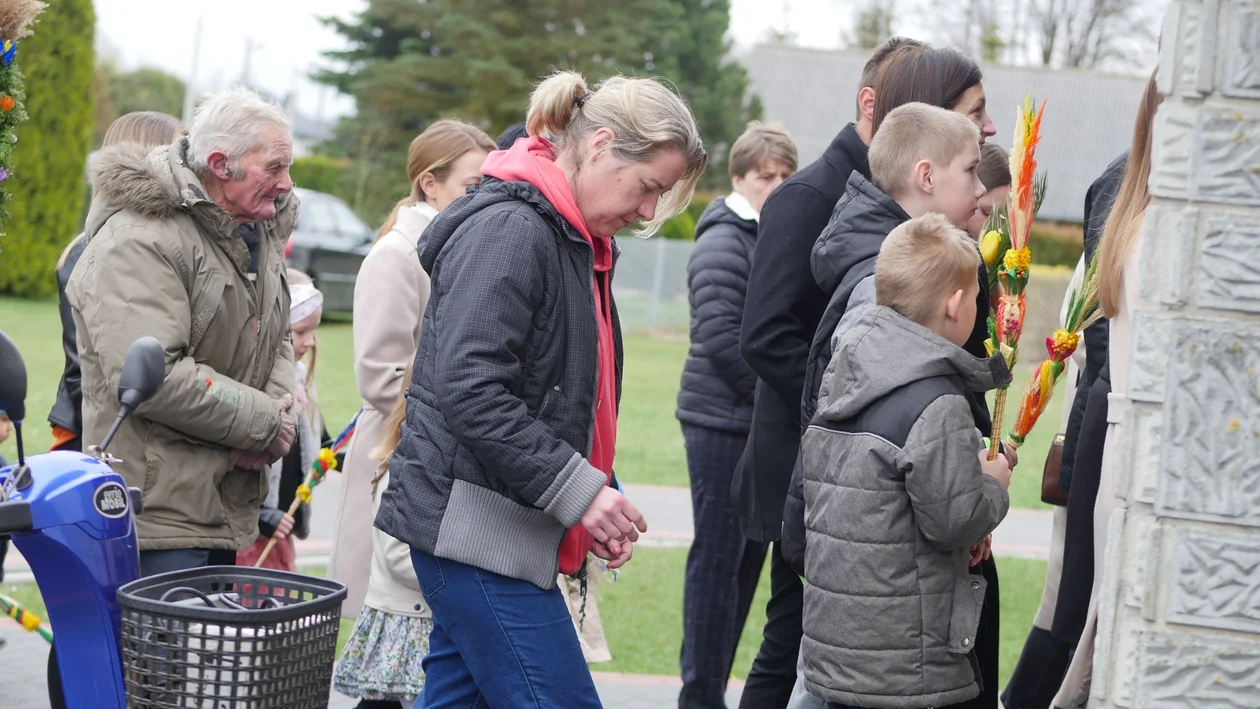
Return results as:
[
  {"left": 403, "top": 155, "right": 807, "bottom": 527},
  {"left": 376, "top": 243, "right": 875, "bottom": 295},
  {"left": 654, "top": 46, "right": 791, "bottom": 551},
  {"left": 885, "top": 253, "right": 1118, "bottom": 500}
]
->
[
  {"left": 589, "top": 127, "right": 615, "bottom": 161},
  {"left": 913, "top": 159, "right": 934, "bottom": 195},
  {"left": 418, "top": 172, "right": 438, "bottom": 203},
  {"left": 858, "top": 87, "right": 877, "bottom": 124},
  {"left": 207, "top": 151, "right": 233, "bottom": 181},
  {"left": 730, "top": 173, "right": 746, "bottom": 197},
  {"left": 946, "top": 288, "right": 965, "bottom": 322}
]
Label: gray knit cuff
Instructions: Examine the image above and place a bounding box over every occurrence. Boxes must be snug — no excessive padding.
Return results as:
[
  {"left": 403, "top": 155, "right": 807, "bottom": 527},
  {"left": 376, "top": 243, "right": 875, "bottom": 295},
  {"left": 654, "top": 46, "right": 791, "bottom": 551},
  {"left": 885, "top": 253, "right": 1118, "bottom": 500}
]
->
[{"left": 538, "top": 453, "right": 609, "bottom": 528}]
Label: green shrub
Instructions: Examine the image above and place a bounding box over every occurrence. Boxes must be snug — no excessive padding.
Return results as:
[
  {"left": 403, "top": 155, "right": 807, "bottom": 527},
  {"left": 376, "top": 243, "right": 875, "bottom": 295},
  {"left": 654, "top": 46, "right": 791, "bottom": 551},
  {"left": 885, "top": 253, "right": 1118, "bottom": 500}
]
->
[
  {"left": 291, "top": 155, "right": 350, "bottom": 196},
  {"left": 657, "top": 208, "right": 698, "bottom": 241},
  {"left": 657, "top": 193, "right": 715, "bottom": 241},
  {"left": 1029, "top": 222, "right": 1084, "bottom": 268},
  {"left": 0, "top": 0, "right": 94, "bottom": 297}
]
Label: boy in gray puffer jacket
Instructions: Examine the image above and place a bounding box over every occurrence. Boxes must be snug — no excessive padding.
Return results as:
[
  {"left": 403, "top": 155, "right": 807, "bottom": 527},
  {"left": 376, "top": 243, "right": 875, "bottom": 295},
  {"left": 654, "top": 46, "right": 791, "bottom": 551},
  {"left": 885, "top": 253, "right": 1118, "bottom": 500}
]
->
[{"left": 800, "top": 214, "right": 1012, "bottom": 709}]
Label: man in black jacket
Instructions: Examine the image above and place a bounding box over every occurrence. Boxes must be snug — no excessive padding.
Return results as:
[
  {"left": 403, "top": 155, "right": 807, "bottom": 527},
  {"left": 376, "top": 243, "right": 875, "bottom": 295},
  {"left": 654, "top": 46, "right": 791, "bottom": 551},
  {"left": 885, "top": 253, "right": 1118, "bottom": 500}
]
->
[{"left": 733, "top": 36, "right": 926, "bottom": 708}]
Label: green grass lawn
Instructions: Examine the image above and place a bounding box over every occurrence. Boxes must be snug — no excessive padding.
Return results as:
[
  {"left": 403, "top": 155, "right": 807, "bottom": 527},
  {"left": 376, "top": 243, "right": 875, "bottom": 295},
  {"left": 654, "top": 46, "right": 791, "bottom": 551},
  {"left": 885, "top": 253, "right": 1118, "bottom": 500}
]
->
[
  {"left": 1, "top": 295, "right": 1059, "bottom": 508},
  {"left": 597, "top": 548, "right": 1047, "bottom": 690}
]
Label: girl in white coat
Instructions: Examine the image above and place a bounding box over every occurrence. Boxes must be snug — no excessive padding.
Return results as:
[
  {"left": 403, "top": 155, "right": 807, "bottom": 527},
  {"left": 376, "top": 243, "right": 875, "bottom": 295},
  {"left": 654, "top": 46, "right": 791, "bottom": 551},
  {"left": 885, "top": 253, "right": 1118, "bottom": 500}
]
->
[
  {"left": 333, "top": 365, "right": 430, "bottom": 708},
  {"left": 329, "top": 120, "right": 496, "bottom": 621}
]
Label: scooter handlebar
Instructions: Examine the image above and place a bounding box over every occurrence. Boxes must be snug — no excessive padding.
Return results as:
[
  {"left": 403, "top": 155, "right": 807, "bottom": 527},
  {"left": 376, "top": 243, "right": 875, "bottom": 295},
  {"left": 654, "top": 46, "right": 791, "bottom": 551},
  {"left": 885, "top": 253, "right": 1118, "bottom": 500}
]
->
[{"left": 0, "top": 499, "right": 32, "bottom": 534}]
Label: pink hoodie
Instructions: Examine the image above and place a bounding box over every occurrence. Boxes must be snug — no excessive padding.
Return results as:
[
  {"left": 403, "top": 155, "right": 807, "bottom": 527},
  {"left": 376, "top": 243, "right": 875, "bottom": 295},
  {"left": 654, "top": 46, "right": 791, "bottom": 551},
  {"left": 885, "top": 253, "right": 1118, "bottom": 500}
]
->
[{"left": 482, "top": 136, "right": 617, "bottom": 575}]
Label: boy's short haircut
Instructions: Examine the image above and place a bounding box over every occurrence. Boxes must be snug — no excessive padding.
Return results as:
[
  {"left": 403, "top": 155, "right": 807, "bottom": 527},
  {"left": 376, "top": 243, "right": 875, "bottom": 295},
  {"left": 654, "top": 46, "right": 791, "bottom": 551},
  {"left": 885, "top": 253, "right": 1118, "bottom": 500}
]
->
[
  {"left": 729, "top": 120, "right": 799, "bottom": 177},
  {"left": 869, "top": 103, "right": 980, "bottom": 198},
  {"left": 876, "top": 213, "right": 981, "bottom": 326}
]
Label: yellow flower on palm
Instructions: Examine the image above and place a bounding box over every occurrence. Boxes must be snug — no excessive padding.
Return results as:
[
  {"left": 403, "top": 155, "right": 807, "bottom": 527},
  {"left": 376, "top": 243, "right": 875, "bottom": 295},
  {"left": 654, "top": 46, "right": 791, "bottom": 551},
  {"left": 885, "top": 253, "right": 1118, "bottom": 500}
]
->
[{"left": 1003, "top": 246, "right": 1032, "bottom": 272}]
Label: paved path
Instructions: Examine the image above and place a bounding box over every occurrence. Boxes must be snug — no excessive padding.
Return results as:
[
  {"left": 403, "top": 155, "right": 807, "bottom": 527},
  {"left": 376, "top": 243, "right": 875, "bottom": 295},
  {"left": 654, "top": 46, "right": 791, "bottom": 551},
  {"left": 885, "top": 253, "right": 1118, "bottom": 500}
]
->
[{"left": 1, "top": 479, "right": 1052, "bottom": 707}]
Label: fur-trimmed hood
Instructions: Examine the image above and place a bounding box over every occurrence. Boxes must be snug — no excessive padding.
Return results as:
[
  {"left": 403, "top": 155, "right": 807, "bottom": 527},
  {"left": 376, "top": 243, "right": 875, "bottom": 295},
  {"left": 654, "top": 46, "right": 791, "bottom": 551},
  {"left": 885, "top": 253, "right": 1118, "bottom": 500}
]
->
[{"left": 84, "top": 138, "right": 298, "bottom": 245}]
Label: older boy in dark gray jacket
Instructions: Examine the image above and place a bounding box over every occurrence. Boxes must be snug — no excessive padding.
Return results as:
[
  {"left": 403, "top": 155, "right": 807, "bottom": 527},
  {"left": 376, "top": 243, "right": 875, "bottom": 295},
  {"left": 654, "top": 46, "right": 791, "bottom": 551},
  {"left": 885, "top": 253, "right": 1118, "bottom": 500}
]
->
[{"left": 800, "top": 214, "right": 1012, "bottom": 709}]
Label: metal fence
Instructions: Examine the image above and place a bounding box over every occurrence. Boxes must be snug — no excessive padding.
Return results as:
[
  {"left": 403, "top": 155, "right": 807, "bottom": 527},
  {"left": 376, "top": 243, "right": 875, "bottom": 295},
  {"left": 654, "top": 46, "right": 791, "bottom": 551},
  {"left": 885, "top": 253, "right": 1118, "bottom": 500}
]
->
[
  {"left": 613, "top": 236, "right": 1077, "bottom": 347},
  {"left": 612, "top": 237, "right": 694, "bottom": 332}
]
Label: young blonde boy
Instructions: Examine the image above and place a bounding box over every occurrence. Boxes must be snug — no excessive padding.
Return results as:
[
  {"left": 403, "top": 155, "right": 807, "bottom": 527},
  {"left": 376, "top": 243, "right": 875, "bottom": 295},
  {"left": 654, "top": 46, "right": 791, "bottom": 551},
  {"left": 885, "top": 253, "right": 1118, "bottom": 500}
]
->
[
  {"left": 799, "top": 215, "right": 1013, "bottom": 709},
  {"left": 786, "top": 102, "right": 998, "bottom": 577}
]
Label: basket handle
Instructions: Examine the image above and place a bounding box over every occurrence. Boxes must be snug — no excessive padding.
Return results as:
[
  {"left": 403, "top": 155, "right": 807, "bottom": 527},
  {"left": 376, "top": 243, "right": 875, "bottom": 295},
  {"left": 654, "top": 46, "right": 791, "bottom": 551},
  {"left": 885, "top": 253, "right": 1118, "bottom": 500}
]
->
[{"left": 158, "top": 586, "right": 217, "bottom": 607}]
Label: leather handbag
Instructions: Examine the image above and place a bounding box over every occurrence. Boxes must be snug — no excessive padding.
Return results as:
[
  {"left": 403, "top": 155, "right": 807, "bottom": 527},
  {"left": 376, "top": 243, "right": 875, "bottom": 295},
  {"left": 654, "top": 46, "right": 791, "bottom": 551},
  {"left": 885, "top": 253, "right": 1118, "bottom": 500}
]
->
[{"left": 1040, "top": 433, "right": 1069, "bottom": 506}]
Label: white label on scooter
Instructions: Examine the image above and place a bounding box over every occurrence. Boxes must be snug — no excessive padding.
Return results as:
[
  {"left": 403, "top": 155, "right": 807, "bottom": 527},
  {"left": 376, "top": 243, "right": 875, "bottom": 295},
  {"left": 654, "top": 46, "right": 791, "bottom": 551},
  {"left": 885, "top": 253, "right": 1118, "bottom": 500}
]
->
[{"left": 94, "top": 481, "right": 129, "bottom": 518}]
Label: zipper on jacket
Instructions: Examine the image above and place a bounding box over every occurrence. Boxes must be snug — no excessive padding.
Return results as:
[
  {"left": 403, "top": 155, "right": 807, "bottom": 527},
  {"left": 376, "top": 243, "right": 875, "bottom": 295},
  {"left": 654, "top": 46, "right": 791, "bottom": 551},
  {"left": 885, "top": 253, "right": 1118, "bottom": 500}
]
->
[
  {"left": 249, "top": 234, "right": 270, "bottom": 387},
  {"left": 587, "top": 263, "right": 598, "bottom": 461}
]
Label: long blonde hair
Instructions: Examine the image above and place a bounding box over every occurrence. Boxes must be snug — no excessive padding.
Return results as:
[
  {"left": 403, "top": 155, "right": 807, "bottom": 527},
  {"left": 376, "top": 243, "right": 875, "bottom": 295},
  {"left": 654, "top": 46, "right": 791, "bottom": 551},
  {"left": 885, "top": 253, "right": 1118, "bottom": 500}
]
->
[
  {"left": 60, "top": 111, "right": 184, "bottom": 269},
  {"left": 375, "top": 120, "right": 496, "bottom": 240},
  {"left": 1097, "top": 71, "right": 1161, "bottom": 318},
  {"left": 526, "top": 70, "right": 708, "bottom": 236},
  {"left": 371, "top": 361, "right": 414, "bottom": 487}
]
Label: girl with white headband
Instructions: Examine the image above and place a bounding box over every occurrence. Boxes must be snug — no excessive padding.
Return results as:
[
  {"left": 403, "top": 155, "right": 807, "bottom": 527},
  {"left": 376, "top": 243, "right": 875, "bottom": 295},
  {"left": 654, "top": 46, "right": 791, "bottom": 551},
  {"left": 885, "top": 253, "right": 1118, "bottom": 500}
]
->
[{"left": 237, "top": 270, "right": 330, "bottom": 570}]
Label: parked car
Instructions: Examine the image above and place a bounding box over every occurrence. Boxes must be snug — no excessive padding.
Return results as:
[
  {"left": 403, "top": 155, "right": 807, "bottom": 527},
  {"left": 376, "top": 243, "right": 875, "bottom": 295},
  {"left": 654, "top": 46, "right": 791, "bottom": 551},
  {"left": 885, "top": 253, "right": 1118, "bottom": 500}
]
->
[{"left": 285, "top": 187, "right": 375, "bottom": 312}]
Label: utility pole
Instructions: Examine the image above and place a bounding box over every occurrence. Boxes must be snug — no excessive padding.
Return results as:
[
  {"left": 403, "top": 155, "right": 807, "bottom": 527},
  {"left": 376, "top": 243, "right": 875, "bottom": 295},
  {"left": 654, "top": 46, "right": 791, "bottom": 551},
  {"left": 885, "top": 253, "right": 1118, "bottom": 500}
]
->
[
  {"left": 241, "top": 38, "right": 262, "bottom": 88},
  {"left": 181, "top": 15, "right": 204, "bottom": 126}
]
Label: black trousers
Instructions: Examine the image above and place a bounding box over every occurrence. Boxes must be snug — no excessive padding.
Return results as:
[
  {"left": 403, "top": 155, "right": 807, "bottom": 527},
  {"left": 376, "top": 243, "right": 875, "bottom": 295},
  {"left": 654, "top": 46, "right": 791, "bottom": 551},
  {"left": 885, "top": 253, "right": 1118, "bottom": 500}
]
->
[
  {"left": 1001, "top": 627, "right": 1073, "bottom": 709},
  {"left": 738, "top": 542, "right": 803, "bottom": 709},
  {"left": 969, "top": 555, "right": 1000, "bottom": 709},
  {"left": 679, "top": 424, "right": 768, "bottom": 709},
  {"left": 1052, "top": 368, "right": 1111, "bottom": 645}
]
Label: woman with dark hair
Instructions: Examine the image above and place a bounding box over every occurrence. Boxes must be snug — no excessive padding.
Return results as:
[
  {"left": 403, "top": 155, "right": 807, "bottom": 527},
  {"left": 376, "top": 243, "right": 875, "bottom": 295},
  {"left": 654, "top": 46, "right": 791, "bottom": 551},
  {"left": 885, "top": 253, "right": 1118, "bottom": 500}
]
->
[
  {"left": 969, "top": 142, "right": 1011, "bottom": 238},
  {"left": 871, "top": 47, "right": 997, "bottom": 142}
]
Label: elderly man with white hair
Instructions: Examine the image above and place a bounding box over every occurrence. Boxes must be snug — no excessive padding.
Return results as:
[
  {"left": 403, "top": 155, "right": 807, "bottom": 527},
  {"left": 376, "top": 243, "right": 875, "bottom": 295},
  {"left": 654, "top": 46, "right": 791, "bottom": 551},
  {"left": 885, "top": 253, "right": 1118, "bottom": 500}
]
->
[{"left": 67, "top": 87, "right": 300, "bottom": 577}]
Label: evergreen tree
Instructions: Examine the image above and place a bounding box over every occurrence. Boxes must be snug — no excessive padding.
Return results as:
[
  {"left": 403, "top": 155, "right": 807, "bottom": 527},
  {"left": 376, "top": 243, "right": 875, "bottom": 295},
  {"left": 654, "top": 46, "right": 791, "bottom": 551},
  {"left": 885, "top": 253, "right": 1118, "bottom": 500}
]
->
[
  {"left": 317, "top": 0, "right": 759, "bottom": 221},
  {"left": 319, "top": 0, "right": 684, "bottom": 222},
  {"left": 672, "top": 0, "right": 762, "bottom": 184},
  {"left": 0, "top": 0, "right": 94, "bottom": 297}
]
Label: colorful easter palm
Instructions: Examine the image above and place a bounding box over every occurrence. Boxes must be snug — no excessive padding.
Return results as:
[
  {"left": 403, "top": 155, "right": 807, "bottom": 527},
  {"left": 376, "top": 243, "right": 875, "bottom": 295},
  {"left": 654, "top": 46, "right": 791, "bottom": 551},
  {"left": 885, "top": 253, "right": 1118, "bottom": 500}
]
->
[
  {"left": 982, "top": 95, "right": 1046, "bottom": 460},
  {"left": 253, "top": 410, "right": 360, "bottom": 567},
  {"left": 1007, "top": 252, "right": 1104, "bottom": 448}
]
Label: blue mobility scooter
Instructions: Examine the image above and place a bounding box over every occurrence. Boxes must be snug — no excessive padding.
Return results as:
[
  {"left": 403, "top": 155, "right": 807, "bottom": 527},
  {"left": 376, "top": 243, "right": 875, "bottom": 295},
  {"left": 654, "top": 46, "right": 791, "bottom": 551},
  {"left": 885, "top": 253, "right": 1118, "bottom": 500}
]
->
[{"left": 0, "top": 330, "right": 345, "bottom": 708}]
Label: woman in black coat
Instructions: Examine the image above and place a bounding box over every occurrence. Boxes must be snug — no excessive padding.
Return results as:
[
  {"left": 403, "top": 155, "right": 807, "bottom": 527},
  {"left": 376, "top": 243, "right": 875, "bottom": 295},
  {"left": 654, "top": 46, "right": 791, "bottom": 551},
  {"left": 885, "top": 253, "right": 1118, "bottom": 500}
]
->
[
  {"left": 48, "top": 111, "right": 183, "bottom": 452},
  {"left": 676, "top": 122, "right": 797, "bottom": 709}
]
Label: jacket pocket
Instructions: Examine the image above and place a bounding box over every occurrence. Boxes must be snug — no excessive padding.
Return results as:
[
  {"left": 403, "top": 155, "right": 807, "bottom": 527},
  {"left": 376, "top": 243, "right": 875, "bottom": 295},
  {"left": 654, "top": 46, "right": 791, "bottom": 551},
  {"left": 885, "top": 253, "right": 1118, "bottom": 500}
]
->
[
  {"left": 188, "top": 271, "right": 226, "bottom": 358},
  {"left": 141, "top": 428, "right": 230, "bottom": 528},
  {"left": 948, "top": 573, "right": 988, "bottom": 655},
  {"left": 539, "top": 384, "right": 562, "bottom": 419},
  {"left": 410, "top": 551, "right": 446, "bottom": 599}
]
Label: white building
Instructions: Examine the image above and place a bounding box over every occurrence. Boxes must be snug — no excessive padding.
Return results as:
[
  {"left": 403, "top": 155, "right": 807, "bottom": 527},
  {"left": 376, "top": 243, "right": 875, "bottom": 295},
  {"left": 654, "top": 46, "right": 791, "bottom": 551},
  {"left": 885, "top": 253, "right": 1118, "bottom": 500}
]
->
[{"left": 741, "top": 44, "right": 1150, "bottom": 223}]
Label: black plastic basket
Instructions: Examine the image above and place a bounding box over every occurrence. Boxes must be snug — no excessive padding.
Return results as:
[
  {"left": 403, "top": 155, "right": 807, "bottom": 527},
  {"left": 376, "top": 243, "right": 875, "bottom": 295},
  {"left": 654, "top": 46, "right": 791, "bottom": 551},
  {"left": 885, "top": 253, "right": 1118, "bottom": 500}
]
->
[{"left": 117, "top": 566, "right": 347, "bottom": 708}]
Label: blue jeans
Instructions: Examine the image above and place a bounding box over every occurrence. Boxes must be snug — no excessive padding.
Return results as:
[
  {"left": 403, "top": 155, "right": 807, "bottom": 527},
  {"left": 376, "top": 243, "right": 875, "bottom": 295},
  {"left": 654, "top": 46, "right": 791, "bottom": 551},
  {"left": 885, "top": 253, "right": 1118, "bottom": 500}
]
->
[{"left": 410, "top": 548, "right": 601, "bottom": 708}]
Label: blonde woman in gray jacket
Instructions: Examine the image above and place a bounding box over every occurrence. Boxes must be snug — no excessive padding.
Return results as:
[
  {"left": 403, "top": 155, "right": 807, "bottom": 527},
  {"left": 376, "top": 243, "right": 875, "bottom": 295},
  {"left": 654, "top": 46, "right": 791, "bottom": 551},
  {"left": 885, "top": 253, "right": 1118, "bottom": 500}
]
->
[{"left": 330, "top": 121, "right": 496, "bottom": 619}]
